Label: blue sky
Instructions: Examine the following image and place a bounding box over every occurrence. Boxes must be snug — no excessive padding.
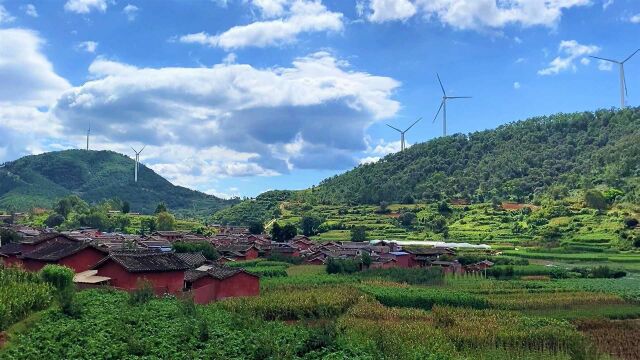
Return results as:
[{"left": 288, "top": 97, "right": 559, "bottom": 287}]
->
[{"left": 1, "top": 0, "right": 639, "bottom": 199}]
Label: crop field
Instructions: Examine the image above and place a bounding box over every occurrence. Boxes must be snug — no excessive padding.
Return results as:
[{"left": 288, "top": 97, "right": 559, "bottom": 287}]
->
[{"left": 3, "top": 264, "right": 640, "bottom": 359}]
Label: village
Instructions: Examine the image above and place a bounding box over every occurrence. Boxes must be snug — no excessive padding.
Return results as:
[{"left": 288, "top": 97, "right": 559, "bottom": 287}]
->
[{"left": 0, "top": 223, "right": 496, "bottom": 304}]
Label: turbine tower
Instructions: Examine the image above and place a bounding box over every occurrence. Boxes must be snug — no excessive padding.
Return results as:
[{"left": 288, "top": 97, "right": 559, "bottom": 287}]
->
[
  {"left": 590, "top": 49, "right": 640, "bottom": 109},
  {"left": 131, "top": 146, "right": 146, "bottom": 183},
  {"left": 86, "top": 119, "right": 90, "bottom": 151},
  {"left": 432, "top": 73, "right": 471, "bottom": 137},
  {"left": 386, "top": 117, "right": 422, "bottom": 152}
]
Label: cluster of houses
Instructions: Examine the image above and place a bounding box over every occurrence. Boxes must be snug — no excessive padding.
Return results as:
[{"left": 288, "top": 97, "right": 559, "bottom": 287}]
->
[{"left": 1, "top": 225, "right": 495, "bottom": 302}]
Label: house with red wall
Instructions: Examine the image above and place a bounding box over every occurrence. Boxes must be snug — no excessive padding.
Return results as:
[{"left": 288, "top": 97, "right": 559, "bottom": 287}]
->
[
  {"left": 389, "top": 251, "right": 412, "bottom": 268},
  {"left": 19, "top": 240, "right": 108, "bottom": 272},
  {"left": 93, "top": 251, "right": 190, "bottom": 295},
  {"left": 184, "top": 265, "right": 259, "bottom": 304},
  {"left": 215, "top": 244, "right": 259, "bottom": 261}
]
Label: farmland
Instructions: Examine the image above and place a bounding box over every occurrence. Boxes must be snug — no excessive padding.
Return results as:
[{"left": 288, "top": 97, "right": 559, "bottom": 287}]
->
[{"left": 2, "top": 264, "right": 640, "bottom": 359}]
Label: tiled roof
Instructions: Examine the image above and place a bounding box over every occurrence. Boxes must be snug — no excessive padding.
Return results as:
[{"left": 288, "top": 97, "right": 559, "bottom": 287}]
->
[
  {"left": 20, "top": 240, "right": 107, "bottom": 261},
  {"left": 185, "top": 264, "right": 254, "bottom": 282},
  {"left": 21, "top": 233, "right": 79, "bottom": 245},
  {"left": 95, "top": 251, "right": 190, "bottom": 272},
  {"left": 216, "top": 244, "right": 254, "bottom": 253},
  {"left": 0, "top": 242, "right": 22, "bottom": 256},
  {"left": 175, "top": 253, "right": 207, "bottom": 268}
]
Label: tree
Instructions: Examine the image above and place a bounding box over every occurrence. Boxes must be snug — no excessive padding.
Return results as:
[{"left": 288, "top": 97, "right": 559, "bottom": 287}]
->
[
  {"left": 437, "top": 201, "right": 452, "bottom": 214},
  {"left": 270, "top": 222, "right": 283, "bottom": 242},
  {"left": 173, "top": 241, "right": 219, "bottom": 260},
  {"left": 45, "top": 213, "right": 65, "bottom": 228},
  {"left": 122, "top": 201, "right": 130, "bottom": 214},
  {"left": 248, "top": 221, "right": 264, "bottom": 235},
  {"left": 156, "top": 212, "right": 176, "bottom": 231},
  {"left": 282, "top": 224, "right": 297, "bottom": 241},
  {"left": 155, "top": 202, "right": 168, "bottom": 214},
  {"left": 350, "top": 226, "right": 367, "bottom": 242},
  {"left": 375, "top": 201, "right": 390, "bottom": 214},
  {"left": 0, "top": 228, "right": 20, "bottom": 244},
  {"left": 584, "top": 190, "right": 607, "bottom": 211},
  {"left": 54, "top": 195, "right": 88, "bottom": 219},
  {"left": 624, "top": 217, "right": 638, "bottom": 229},
  {"left": 361, "top": 252, "right": 372, "bottom": 268},
  {"left": 300, "top": 215, "right": 322, "bottom": 236},
  {"left": 140, "top": 217, "right": 157, "bottom": 235},
  {"left": 399, "top": 212, "right": 417, "bottom": 228}
]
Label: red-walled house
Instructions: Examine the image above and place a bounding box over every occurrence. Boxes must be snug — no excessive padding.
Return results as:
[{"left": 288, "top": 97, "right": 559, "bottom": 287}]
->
[
  {"left": 93, "top": 252, "right": 190, "bottom": 295},
  {"left": 184, "top": 265, "right": 259, "bottom": 304},
  {"left": 406, "top": 248, "right": 456, "bottom": 268},
  {"left": 151, "top": 231, "right": 185, "bottom": 242},
  {"left": 289, "top": 236, "right": 314, "bottom": 251},
  {"left": 0, "top": 243, "right": 23, "bottom": 267},
  {"left": 19, "top": 233, "right": 80, "bottom": 253},
  {"left": 370, "top": 258, "right": 397, "bottom": 269},
  {"left": 19, "top": 240, "right": 108, "bottom": 272},
  {"left": 270, "top": 243, "right": 300, "bottom": 258},
  {"left": 216, "top": 244, "right": 259, "bottom": 261},
  {"left": 389, "top": 251, "right": 412, "bottom": 268}
]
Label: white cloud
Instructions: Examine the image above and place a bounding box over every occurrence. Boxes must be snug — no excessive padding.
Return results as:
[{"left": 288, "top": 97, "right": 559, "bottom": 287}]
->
[
  {"left": 538, "top": 40, "right": 600, "bottom": 76},
  {"left": 580, "top": 57, "right": 590, "bottom": 65},
  {"left": 598, "top": 60, "right": 613, "bottom": 71},
  {"left": 0, "top": 28, "right": 71, "bottom": 162},
  {"left": 179, "top": 0, "right": 343, "bottom": 50},
  {"left": 0, "top": 29, "right": 71, "bottom": 107},
  {"left": 64, "top": 0, "right": 109, "bottom": 14},
  {"left": 359, "top": 156, "right": 381, "bottom": 164},
  {"left": 366, "top": 0, "right": 417, "bottom": 23},
  {"left": 251, "top": 0, "right": 290, "bottom": 18},
  {"left": 630, "top": 14, "right": 640, "bottom": 23},
  {"left": 602, "top": 0, "right": 613, "bottom": 9},
  {"left": 123, "top": 4, "right": 139, "bottom": 21},
  {"left": 76, "top": 41, "right": 98, "bottom": 53},
  {"left": 513, "top": 81, "right": 521, "bottom": 89},
  {"left": 0, "top": 5, "right": 15, "bottom": 23},
  {"left": 22, "top": 4, "right": 39, "bottom": 17},
  {"left": 358, "top": 0, "right": 590, "bottom": 30},
  {"left": 514, "top": 36, "right": 523, "bottom": 44},
  {"left": 51, "top": 51, "right": 400, "bottom": 176},
  {"left": 222, "top": 52, "right": 237, "bottom": 64},
  {"left": 515, "top": 57, "right": 526, "bottom": 64}
]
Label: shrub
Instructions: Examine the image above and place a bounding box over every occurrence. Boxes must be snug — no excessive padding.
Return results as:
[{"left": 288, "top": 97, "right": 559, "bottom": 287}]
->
[
  {"left": 40, "top": 264, "right": 74, "bottom": 290},
  {"left": 129, "top": 279, "right": 155, "bottom": 305},
  {"left": 623, "top": 217, "right": 638, "bottom": 228}
]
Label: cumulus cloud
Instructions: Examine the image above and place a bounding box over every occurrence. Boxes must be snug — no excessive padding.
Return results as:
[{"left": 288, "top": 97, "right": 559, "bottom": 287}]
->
[
  {"left": 123, "top": 4, "right": 138, "bottom": 21},
  {"left": 538, "top": 40, "right": 600, "bottom": 76},
  {"left": 76, "top": 41, "right": 98, "bottom": 53},
  {"left": 513, "top": 81, "right": 521, "bottom": 89},
  {"left": 0, "top": 29, "right": 71, "bottom": 162},
  {"left": 50, "top": 51, "right": 400, "bottom": 179},
  {"left": 0, "top": 5, "right": 15, "bottom": 23},
  {"left": 366, "top": 0, "right": 416, "bottom": 23},
  {"left": 602, "top": 0, "right": 613, "bottom": 9},
  {"left": 179, "top": 0, "right": 343, "bottom": 50},
  {"left": 64, "top": 0, "right": 109, "bottom": 14},
  {"left": 630, "top": 14, "right": 640, "bottom": 24},
  {"left": 358, "top": 0, "right": 590, "bottom": 30},
  {"left": 22, "top": 4, "right": 38, "bottom": 17}
]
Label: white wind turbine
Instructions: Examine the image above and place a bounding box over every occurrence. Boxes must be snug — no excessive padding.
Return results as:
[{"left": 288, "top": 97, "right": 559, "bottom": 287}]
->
[
  {"left": 386, "top": 117, "right": 423, "bottom": 152},
  {"left": 590, "top": 49, "right": 640, "bottom": 109},
  {"left": 131, "top": 146, "right": 146, "bottom": 183},
  {"left": 432, "top": 73, "right": 471, "bottom": 137},
  {"left": 86, "top": 119, "right": 91, "bottom": 151}
]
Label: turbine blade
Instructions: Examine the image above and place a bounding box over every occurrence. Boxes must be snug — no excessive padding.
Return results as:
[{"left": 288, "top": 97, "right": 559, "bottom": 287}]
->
[
  {"left": 589, "top": 56, "right": 618, "bottom": 63},
  {"left": 386, "top": 124, "right": 402, "bottom": 132},
  {"left": 405, "top": 117, "right": 423, "bottom": 132},
  {"left": 140, "top": 145, "right": 146, "bottom": 153},
  {"left": 436, "top": 73, "right": 446, "bottom": 96},
  {"left": 432, "top": 101, "right": 444, "bottom": 124},
  {"left": 447, "top": 96, "right": 472, "bottom": 99},
  {"left": 622, "top": 49, "right": 640, "bottom": 63},
  {"left": 131, "top": 146, "right": 137, "bottom": 153}
]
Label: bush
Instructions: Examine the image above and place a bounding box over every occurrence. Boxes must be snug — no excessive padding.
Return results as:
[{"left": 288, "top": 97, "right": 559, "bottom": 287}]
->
[
  {"left": 40, "top": 264, "right": 74, "bottom": 290},
  {"left": 326, "top": 258, "right": 361, "bottom": 274},
  {"left": 350, "top": 226, "right": 367, "bottom": 242},
  {"left": 172, "top": 241, "right": 219, "bottom": 260},
  {"left": 129, "top": 279, "right": 155, "bottom": 305},
  {"left": 623, "top": 217, "right": 638, "bottom": 228}
]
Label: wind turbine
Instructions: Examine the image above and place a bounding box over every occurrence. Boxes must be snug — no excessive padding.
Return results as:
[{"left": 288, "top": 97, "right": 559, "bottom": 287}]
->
[
  {"left": 386, "top": 117, "right": 422, "bottom": 152},
  {"left": 590, "top": 49, "right": 640, "bottom": 109},
  {"left": 86, "top": 119, "right": 90, "bottom": 151},
  {"left": 131, "top": 146, "right": 146, "bottom": 183},
  {"left": 432, "top": 73, "right": 471, "bottom": 137}
]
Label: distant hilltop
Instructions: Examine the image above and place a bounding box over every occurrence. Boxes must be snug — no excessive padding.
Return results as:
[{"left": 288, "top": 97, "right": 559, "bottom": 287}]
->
[{"left": 0, "top": 149, "right": 237, "bottom": 216}]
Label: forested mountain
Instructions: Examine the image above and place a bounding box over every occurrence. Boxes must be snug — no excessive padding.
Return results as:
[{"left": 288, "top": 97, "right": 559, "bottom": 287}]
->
[
  {"left": 313, "top": 108, "right": 640, "bottom": 205},
  {"left": 0, "top": 150, "right": 236, "bottom": 216}
]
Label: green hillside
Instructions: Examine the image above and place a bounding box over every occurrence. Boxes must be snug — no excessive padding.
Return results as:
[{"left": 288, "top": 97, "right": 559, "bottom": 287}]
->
[
  {"left": 0, "top": 150, "right": 236, "bottom": 216},
  {"left": 313, "top": 108, "right": 640, "bottom": 205}
]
